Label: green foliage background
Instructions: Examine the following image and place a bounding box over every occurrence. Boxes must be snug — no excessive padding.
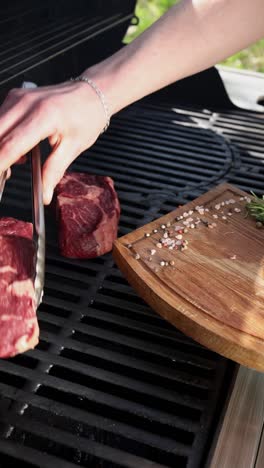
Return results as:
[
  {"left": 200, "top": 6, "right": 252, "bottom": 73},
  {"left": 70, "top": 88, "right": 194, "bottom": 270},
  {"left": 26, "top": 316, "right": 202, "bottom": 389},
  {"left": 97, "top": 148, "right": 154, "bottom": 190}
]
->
[{"left": 124, "top": 0, "right": 264, "bottom": 73}]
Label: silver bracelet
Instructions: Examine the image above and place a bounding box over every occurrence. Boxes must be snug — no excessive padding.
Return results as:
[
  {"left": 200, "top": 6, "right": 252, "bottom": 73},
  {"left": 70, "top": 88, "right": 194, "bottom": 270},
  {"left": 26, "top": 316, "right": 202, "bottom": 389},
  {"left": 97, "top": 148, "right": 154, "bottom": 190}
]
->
[{"left": 71, "top": 76, "right": 110, "bottom": 134}]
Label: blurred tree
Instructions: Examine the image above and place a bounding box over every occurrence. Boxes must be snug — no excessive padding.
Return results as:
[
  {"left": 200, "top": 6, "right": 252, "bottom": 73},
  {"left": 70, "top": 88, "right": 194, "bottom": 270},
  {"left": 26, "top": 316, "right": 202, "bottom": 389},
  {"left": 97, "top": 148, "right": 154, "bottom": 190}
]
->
[{"left": 124, "top": 0, "right": 179, "bottom": 43}]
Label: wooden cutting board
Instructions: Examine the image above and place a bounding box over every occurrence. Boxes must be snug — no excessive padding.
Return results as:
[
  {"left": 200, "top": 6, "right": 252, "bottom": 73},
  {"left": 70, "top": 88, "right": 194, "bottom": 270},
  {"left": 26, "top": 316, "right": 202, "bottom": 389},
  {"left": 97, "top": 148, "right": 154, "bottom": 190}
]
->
[{"left": 113, "top": 183, "right": 264, "bottom": 371}]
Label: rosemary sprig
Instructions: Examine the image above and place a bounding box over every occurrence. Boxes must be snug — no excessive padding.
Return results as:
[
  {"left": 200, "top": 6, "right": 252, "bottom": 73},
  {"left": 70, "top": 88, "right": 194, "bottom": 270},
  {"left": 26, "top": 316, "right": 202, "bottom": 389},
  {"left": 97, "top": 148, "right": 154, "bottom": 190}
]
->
[{"left": 246, "top": 192, "right": 264, "bottom": 222}]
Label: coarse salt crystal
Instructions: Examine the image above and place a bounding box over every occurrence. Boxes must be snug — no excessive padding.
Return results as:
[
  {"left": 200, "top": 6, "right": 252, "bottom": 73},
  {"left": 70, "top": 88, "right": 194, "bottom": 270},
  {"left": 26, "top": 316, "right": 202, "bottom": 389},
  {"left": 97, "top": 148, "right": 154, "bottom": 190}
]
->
[
  {"left": 215, "top": 204, "right": 221, "bottom": 210},
  {"left": 183, "top": 212, "right": 188, "bottom": 218},
  {"left": 222, "top": 216, "right": 227, "bottom": 220},
  {"left": 163, "top": 232, "right": 168, "bottom": 238},
  {"left": 175, "top": 225, "right": 183, "bottom": 231},
  {"left": 190, "top": 224, "right": 195, "bottom": 229},
  {"left": 166, "top": 239, "right": 174, "bottom": 245},
  {"left": 175, "top": 240, "right": 182, "bottom": 246},
  {"left": 213, "top": 214, "right": 218, "bottom": 219},
  {"left": 234, "top": 208, "right": 241, "bottom": 213},
  {"left": 150, "top": 249, "right": 156, "bottom": 255},
  {"left": 230, "top": 255, "right": 236, "bottom": 260},
  {"left": 156, "top": 242, "right": 162, "bottom": 248},
  {"left": 229, "top": 199, "right": 236, "bottom": 204},
  {"left": 186, "top": 217, "right": 193, "bottom": 223},
  {"left": 188, "top": 210, "right": 193, "bottom": 215},
  {"left": 176, "top": 234, "right": 183, "bottom": 240}
]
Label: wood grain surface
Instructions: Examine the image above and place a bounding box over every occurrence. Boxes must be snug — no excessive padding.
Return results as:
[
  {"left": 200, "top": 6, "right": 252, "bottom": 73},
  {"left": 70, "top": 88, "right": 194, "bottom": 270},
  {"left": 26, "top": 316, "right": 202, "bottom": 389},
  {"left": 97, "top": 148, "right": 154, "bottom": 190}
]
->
[{"left": 113, "top": 183, "right": 264, "bottom": 370}]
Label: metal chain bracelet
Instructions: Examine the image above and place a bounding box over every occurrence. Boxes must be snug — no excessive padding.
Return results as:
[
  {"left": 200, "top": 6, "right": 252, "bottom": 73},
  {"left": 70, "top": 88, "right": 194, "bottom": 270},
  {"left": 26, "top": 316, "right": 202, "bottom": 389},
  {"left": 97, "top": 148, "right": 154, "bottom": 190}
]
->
[{"left": 70, "top": 76, "right": 110, "bottom": 134}]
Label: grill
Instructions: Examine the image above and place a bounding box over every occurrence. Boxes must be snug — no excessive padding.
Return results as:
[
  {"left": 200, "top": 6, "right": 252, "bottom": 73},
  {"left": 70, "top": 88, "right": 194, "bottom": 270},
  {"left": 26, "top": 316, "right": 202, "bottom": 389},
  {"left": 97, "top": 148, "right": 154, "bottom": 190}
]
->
[{"left": 0, "top": 2, "right": 263, "bottom": 467}]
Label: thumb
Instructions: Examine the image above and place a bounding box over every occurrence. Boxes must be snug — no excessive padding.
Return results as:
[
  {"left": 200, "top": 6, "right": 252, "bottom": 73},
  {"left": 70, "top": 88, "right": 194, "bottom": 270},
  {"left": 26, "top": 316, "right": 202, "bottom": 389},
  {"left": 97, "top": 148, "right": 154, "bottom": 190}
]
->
[{"left": 42, "top": 141, "right": 79, "bottom": 204}]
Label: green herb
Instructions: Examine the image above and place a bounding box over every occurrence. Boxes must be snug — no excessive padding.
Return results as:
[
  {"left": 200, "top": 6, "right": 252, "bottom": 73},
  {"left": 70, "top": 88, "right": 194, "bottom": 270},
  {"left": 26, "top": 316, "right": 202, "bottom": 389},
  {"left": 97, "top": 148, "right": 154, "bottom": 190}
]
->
[{"left": 246, "top": 193, "right": 264, "bottom": 222}]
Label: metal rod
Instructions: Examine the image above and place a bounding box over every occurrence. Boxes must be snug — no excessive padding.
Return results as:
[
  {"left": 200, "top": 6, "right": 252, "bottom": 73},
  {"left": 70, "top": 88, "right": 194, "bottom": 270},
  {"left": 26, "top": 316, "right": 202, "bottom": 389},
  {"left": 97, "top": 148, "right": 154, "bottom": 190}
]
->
[
  {"left": 0, "top": 13, "right": 133, "bottom": 86},
  {"left": 0, "top": 16, "right": 95, "bottom": 65},
  {"left": 0, "top": 14, "right": 121, "bottom": 76}
]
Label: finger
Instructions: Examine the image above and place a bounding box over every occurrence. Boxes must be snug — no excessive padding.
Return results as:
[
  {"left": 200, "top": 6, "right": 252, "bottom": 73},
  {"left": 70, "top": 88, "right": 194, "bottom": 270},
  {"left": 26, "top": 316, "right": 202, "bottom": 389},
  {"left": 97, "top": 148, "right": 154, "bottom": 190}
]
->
[
  {"left": 49, "top": 133, "right": 60, "bottom": 147},
  {"left": 15, "top": 155, "right": 27, "bottom": 165},
  {"left": 0, "top": 111, "right": 52, "bottom": 172},
  {"left": 42, "top": 141, "right": 78, "bottom": 205}
]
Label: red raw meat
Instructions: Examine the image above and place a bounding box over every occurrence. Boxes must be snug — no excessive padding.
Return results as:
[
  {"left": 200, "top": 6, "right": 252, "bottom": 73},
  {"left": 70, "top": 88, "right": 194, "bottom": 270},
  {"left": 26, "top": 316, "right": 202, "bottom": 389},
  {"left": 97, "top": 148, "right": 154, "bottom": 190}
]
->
[
  {"left": 55, "top": 173, "right": 120, "bottom": 258},
  {"left": 0, "top": 218, "right": 38, "bottom": 358}
]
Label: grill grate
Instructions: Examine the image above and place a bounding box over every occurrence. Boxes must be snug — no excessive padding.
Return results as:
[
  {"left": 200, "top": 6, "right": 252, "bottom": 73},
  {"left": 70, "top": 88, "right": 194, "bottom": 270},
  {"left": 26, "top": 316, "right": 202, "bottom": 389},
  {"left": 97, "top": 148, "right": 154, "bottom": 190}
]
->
[
  {"left": 83, "top": 104, "right": 233, "bottom": 197},
  {"left": 0, "top": 96, "right": 263, "bottom": 467}
]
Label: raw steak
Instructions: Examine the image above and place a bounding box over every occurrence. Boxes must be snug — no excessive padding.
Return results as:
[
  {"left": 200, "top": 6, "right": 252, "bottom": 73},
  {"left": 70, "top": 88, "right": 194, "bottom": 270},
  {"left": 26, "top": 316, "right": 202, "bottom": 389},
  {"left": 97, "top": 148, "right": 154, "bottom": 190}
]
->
[
  {"left": 0, "top": 217, "right": 38, "bottom": 358},
  {"left": 55, "top": 172, "right": 120, "bottom": 258}
]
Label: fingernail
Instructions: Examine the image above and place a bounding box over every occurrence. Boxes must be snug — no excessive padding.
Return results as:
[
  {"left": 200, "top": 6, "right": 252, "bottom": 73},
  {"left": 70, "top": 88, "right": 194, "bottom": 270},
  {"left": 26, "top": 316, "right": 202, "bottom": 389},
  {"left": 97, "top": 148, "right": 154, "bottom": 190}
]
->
[{"left": 43, "top": 188, "right": 53, "bottom": 205}]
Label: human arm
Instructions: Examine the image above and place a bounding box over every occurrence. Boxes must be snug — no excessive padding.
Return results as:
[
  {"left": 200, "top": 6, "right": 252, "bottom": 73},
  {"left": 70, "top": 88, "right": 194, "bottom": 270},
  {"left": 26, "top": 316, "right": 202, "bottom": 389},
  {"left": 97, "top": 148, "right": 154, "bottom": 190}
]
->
[
  {"left": 0, "top": 0, "right": 263, "bottom": 204},
  {"left": 86, "top": 0, "right": 264, "bottom": 115}
]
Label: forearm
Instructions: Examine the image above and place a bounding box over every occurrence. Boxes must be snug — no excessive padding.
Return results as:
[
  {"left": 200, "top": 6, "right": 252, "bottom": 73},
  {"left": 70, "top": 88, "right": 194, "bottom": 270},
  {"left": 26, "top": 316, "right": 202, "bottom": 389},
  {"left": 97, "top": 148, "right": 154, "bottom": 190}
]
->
[{"left": 84, "top": 0, "right": 264, "bottom": 115}]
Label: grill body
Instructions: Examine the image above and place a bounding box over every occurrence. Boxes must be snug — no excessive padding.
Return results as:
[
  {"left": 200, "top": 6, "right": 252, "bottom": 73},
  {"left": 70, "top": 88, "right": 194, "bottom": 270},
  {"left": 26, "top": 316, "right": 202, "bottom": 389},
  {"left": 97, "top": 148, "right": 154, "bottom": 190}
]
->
[{"left": 0, "top": 2, "right": 263, "bottom": 468}]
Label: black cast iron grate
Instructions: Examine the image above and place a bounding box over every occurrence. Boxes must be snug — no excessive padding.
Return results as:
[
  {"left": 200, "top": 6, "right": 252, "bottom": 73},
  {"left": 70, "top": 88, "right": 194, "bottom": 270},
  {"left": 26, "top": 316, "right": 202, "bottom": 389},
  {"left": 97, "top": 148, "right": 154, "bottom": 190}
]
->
[{"left": 0, "top": 96, "right": 263, "bottom": 467}]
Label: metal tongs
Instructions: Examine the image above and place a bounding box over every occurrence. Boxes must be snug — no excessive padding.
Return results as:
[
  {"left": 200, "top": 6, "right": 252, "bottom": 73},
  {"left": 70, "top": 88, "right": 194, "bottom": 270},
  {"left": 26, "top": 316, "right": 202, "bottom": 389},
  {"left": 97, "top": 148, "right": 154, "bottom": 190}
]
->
[
  {"left": 31, "top": 145, "right": 45, "bottom": 307},
  {"left": 0, "top": 149, "right": 45, "bottom": 307},
  {"left": 0, "top": 170, "right": 7, "bottom": 202},
  {"left": 22, "top": 81, "right": 45, "bottom": 306}
]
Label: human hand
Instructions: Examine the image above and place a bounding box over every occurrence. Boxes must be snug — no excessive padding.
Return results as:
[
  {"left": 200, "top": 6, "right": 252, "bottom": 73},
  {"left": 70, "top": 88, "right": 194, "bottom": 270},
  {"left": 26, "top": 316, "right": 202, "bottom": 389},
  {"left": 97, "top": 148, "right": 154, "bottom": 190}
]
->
[{"left": 0, "top": 80, "right": 107, "bottom": 204}]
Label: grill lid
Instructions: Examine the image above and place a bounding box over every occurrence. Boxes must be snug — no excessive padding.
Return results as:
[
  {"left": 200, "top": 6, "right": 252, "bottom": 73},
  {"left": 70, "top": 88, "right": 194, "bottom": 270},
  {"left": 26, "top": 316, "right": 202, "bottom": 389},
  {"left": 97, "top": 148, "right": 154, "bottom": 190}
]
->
[{"left": 0, "top": 0, "right": 137, "bottom": 93}]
